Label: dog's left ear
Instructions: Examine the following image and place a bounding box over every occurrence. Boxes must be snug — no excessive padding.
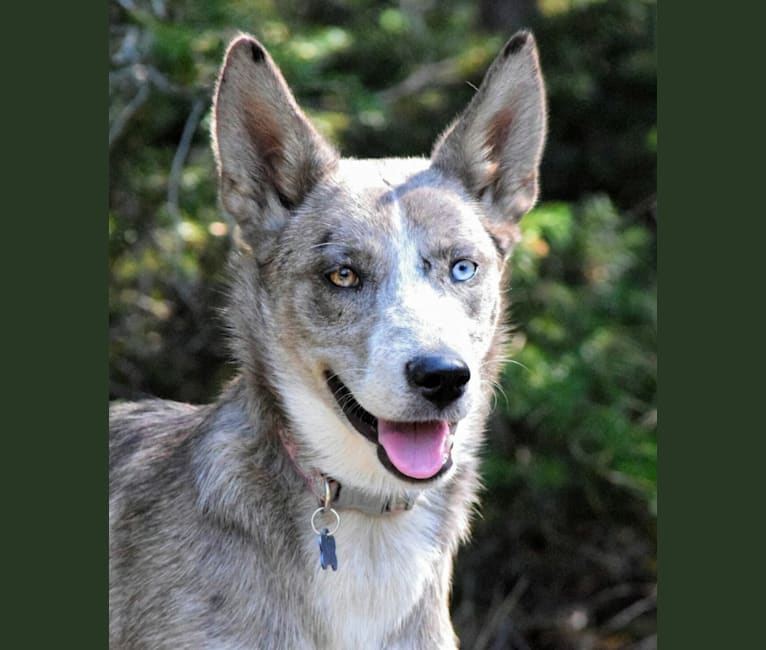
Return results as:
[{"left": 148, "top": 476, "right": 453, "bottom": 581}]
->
[{"left": 431, "top": 31, "right": 547, "bottom": 256}]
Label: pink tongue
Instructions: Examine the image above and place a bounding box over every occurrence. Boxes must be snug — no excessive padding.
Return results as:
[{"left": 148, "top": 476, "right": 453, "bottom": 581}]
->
[{"left": 378, "top": 419, "right": 451, "bottom": 479}]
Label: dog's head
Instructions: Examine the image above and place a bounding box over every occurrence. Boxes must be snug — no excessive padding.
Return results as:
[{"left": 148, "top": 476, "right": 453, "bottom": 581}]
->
[{"left": 212, "top": 34, "right": 546, "bottom": 495}]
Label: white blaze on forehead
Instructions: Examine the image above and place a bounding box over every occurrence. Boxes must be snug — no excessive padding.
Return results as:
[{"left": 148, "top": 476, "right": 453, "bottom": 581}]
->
[
  {"left": 388, "top": 185, "right": 473, "bottom": 352},
  {"left": 383, "top": 183, "right": 431, "bottom": 335}
]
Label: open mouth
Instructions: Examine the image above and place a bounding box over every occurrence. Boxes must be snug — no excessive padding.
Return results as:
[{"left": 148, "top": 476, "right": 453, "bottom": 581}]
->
[{"left": 325, "top": 371, "right": 455, "bottom": 482}]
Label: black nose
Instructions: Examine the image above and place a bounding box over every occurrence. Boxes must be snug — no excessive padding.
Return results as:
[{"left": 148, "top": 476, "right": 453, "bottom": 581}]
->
[{"left": 405, "top": 354, "right": 471, "bottom": 410}]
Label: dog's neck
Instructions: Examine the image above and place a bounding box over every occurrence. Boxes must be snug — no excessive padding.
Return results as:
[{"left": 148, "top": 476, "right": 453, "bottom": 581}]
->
[{"left": 278, "top": 426, "right": 421, "bottom": 517}]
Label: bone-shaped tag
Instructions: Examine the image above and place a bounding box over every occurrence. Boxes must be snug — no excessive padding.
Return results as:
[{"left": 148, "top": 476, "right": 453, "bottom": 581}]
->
[{"left": 318, "top": 528, "right": 337, "bottom": 571}]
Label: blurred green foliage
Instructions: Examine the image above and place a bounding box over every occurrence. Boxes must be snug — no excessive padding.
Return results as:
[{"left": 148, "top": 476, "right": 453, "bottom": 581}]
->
[
  {"left": 503, "top": 196, "right": 655, "bottom": 509},
  {"left": 110, "top": 1, "right": 656, "bottom": 647}
]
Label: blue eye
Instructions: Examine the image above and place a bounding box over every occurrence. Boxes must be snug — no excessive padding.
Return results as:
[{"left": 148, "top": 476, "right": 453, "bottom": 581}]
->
[{"left": 451, "top": 259, "right": 477, "bottom": 282}]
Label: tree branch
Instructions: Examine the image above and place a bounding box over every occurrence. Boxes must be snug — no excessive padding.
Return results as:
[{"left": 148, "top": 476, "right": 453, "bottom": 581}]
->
[
  {"left": 378, "top": 56, "right": 464, "bottom": 104},
  {"left": 109, "top": 81, "right": 150, "bottom": 149}
]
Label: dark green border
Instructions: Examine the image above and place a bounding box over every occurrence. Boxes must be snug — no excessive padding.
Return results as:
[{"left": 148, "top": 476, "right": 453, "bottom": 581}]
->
[
  {"left": 8, "top": 1, "right": 762, "bottom": 646},
  {"left": 3, "top": 3, "right": 107, "bottom": 645},
  {"left": 659, "top": 3, "right": 763, "bottom": 648}
]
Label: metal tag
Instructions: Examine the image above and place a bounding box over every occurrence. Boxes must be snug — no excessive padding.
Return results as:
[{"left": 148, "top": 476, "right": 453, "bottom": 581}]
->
[{"left": 318, "top": 527, "right": 338, "bottom": 571}]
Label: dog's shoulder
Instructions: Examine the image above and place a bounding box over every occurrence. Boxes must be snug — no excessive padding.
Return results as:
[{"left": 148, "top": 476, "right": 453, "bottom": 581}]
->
[
  {"left": 110, "top": 399, "right": 202, "bottom": 467},
  {"left": 109, "top": 398, "right": 208, "bottom": 512}
]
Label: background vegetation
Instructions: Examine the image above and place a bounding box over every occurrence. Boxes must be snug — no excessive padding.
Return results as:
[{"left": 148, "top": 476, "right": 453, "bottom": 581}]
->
[{"left": 109, "top": 1, "right": 656, "bottom": 647}]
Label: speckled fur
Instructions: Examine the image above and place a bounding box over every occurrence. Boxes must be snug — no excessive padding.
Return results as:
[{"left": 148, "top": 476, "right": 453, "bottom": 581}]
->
[{"left": 110, "top": 31, "right": 546, "bottom": 649}]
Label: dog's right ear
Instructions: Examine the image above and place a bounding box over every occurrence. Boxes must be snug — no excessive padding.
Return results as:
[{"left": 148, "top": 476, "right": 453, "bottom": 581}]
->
[{"left": 212, "top": 36, "right": 338, "bottom": 252}]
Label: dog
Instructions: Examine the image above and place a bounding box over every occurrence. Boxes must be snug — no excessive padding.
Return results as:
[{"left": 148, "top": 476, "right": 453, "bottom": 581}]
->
[{"left": 110, "top": 30, "right": 546, "bottom": 649}]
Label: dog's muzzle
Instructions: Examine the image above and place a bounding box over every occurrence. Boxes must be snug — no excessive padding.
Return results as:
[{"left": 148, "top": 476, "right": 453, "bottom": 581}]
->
[{"left": 325, "top": 370, "right": 458, "bottom": 482}]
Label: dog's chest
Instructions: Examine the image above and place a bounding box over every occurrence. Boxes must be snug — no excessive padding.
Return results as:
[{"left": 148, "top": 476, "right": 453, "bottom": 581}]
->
[{"left": 309, "top": 506, "right": 443, "bottom": 648}]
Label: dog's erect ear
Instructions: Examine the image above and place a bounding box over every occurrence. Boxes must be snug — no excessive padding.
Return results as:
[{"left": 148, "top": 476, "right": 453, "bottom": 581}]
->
[
  {"left": 431, "top": 31, "right": 547, "bottom": 256},
  {"left": 212, "top": 36, "right": 338, "bottom": 249}
]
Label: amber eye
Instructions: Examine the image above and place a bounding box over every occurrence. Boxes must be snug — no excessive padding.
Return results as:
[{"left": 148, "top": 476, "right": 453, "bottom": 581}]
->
[{"left": 326, "top": 266, "right": 360, "bottom": 288}]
